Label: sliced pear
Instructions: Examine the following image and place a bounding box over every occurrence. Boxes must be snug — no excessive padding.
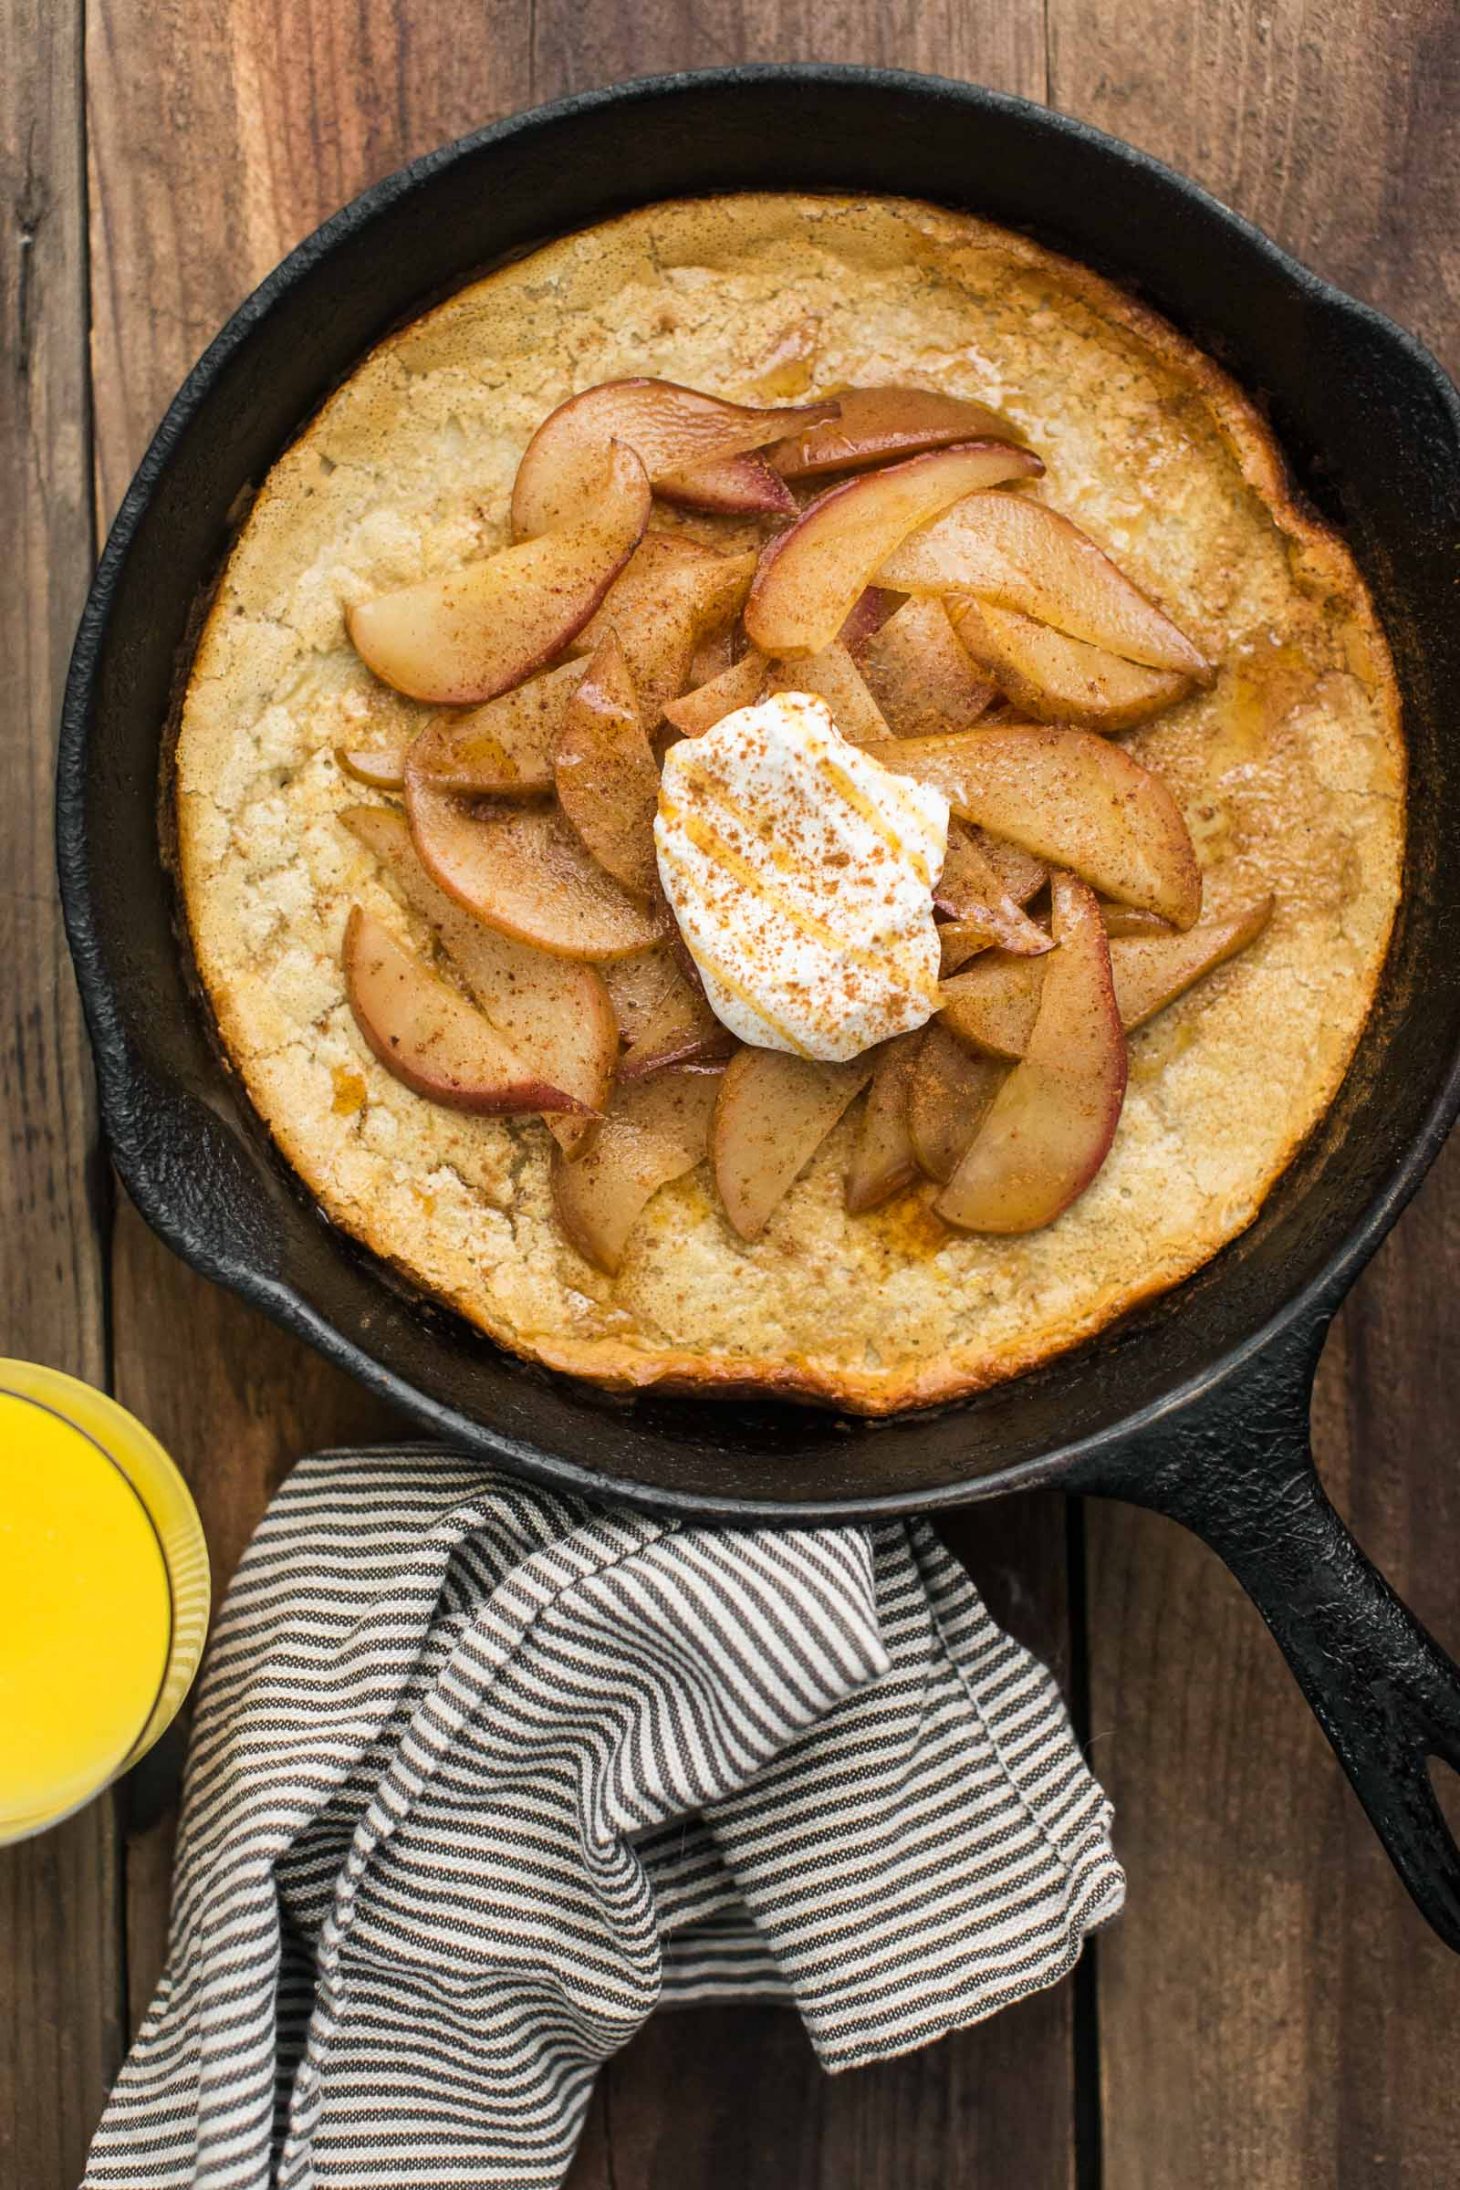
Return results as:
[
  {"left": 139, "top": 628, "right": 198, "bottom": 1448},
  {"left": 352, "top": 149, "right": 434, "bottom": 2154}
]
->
[
  {"left": 602, "top": 947, "right": 679, "bottom": 1044},
  {"left": 838, "top": 584, "right": 899, "bottom": 655},
  {"left": 949, "top": 596, "right": 1190, "bottom": 729},
  {"left": 688, "top": 623, "right": 736, "bottom": 691},
  {"left": 553, "top": 1116, "right": 698, "bottom": 1276},
  {"left": 407, "top": 659, "right": 584, "bottom": 797},
  {"left": 845, "top": 1035, "right": 921, "bottom": 1213},
  {"left": 935, "top": 825, "right": 1054, "bottom": 957},
  {"left": 938, "top": 919, "right": 999, "bottom": 975},
  {"left": 512, "top": 379, "right": 836, "bottom": 535},
  {"left": 871, "top": 725, "right": 1201, "bottom": 928},
  {"left": 620, "top": 961, "right": 735, "bottom": 1079},
  {"left": 342, "top": 906, "right": 585, "bottom": 1116},
  {"left": 618, "top": 1063, "right": 726, "bottom": 1160},
  {"left": 970, "top": 827, "right": 1048, "bottom": 907},
  {"left": 907, "top": 1023, "right": 1005, "bottom": 1185},
  {"left": 349, "top": 444, "right": 650, "bottom": 703},
  {"left": 939, "top": 898, "right": 1272, "bottom": 1059},
  {"left": 711, "top": 1049, "right": 875, "bottom": 1240},
  {"left": 879, "top": 491, "right": 1212, "bottom": 680},
  {"left": 858, "top": 595, "right": 997, "bottom": 738},
  {"left": 662, "top": 651, "right": 769, "bottom": 737},
  {"left": 938, "top": 874, "right": 1127, "bottom": 1232},
  {"left": 552, "top": 634, "right": 659, "bottom": 903},
  {"left": 767, "top": 641, "right": 890, "bottom": 747},
  {"left": 341, "top": 803, "right": 616, "bottom": 1154},
  {"left": 660, "top": 448, "right": 796, "bottom": 517},
  {"left": 769, "top": 385, "right": 1024, "bottom": 477},
  {"left": 744, "top": 442, "right": 1044, "bottom": 660},
  {"left": 337, "top": 737, "right": 412, "bottom": 791},
  {"left": 1100, "top": 902, "right": 1175, "bottom": 939},
  {"left": 405, "top": 766, "right": 661, "bottom": 960},
  {"left": 575, "top": 534, "right": 758, "bottom": 723}
]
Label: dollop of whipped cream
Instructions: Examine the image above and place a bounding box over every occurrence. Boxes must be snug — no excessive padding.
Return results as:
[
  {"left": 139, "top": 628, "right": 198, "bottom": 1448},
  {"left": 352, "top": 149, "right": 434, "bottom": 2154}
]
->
[{"left": 654, "top": 691, "right": 950, "bottom": 1062}]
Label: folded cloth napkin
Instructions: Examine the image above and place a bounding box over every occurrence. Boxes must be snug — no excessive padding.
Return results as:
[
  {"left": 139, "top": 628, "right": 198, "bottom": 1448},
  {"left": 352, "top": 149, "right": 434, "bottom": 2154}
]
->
[{"left": 86, "top": 1446, "right": 1123, "bottom": 2190}]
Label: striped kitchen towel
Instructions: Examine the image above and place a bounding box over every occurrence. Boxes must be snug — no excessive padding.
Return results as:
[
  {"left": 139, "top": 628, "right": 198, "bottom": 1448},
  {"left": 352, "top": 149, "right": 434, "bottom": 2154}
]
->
[{"left": 86, "top": 1445, "right": 1123, "bottom": 2189}]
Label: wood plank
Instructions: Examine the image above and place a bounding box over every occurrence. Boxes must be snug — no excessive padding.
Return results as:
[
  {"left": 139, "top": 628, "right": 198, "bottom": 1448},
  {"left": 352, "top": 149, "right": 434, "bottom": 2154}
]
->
[
  {"left": 0, "top": 0, "right": 124, "bottom": 2183},
  {"left": 1055, "top": 0, "right": 1460, "bottom": 2179},
  {"left": 85, "top": 0, "right": 533, "bottom": 2036}
]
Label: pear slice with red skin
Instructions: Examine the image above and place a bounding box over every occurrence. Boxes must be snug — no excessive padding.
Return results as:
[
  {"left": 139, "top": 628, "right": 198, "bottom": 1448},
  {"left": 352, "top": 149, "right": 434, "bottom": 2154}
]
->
[
  {"left": 907, "top": 1023, "right": 1005, "bottom": 1185},
  {"left": 879, "top": 491, "right": 1212, "bottom": 681},
  {"left": 870, "top": 724, "right": 1201, "bottom": 929},
  {"left": 662, "top": 651, "right": 769, "bottom": 737},
  {"left": 859, "top": 595, "right": 997, "bottom": 738},
  {"left": 937, "top": 873, "right": 1127, "bottom": 1232},
  {"left": 341, "top": 803, "right": 616, "bottom": 1156},
  {"left": 939, "top": 897, "right": 1273, "bottom": 1059},
  {"left": 744, "top": 441, "right": 1044, "bottom": 660},
  {"left": 619, "top": 959, "right": 735, "bottom": 1079},
  {"left": 408, "top": 659, "right": 585, "bottom": 798},
  {"left": 948, "top": 596, "right": 1190, "bottom": 730},
  {"left": 575, "top": 534, "right": 758, "bottom": 723},
  {"left": 512, "top": 379, "right": 837, "bottom": 537},
  {"left": 711, "top": 1049, "right": 875, "bottom": 1240},
  {"left": 349, "top": 444, "right": 650, "bottom": 704},
  {"left": 935, "top": 825, "right": 1054, "bottom": 957},
  {"left": 837, "top": 585, "right": 900, "bottom": 655},
  {"left": 343, "top": 906, "right": 586, "bottom": 1116},
  {"left": 769, "top": 385, "right": 1025, "bottom": 477},
  {"left": 845, "top": 1035, "right": 922, "bottom": 1213},
  {"left": 405, "top": 764, "right": 661, "bottom": 960},
  {"left": 766, "top": 642, "right": 890, "bottom": 747},
  {"left": 553, "top": 634, "right": 660, "bottom": 902},
  {"left": 659, "top": 448, "right": 796, "bottom": 517}
]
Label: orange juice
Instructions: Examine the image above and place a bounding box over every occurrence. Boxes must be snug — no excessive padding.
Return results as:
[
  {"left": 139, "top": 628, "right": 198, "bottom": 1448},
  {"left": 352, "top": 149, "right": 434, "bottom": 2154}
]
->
[{"left": 0, "top": 1362, "right": 209, "bottom": 1840}]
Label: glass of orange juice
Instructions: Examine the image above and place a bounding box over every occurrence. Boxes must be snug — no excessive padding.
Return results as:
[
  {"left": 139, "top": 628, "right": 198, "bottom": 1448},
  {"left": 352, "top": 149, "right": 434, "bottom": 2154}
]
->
[{"left": 0, "top": 1359, "right": 210, "bottom": 1842}]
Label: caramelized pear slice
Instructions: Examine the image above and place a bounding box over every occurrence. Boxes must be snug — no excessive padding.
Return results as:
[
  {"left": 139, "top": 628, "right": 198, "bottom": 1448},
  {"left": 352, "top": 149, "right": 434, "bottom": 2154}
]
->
[
  {"left": 939, "top": 898, "right": 1273, "bottom": 1059},
  {"left": 769, "top": 385, "right": 1025, "bottom": 477},
  {"left": 767, "top": 641, "right": 890, "bottom": 748},
  {"left": 341, "top": 803, "right": 616, "bottom": 1155},
  {"left": 660, "top": 448, "right": 796, "bottom": 517},
  {"left": 971, "top": 828, "right": 1048, "bottom": 907},
  {"left": 859, "top": 595, "right": 997, "bottom": 738},
  {"left": 662, "top": 651, "right": 769, "bottom": 737},
  {"left": 837, "top": 584, "right": 899, "bottom": 655},
  {"left": 337, "top": 737, "right": 412, "bottom": 791},
  {"left": 405, "top": 766, "right": 661, "bottom": 960},
  {"left": 935, "top": 825, "right": 1054, "bottom": 957},
  {"left": 938, "top": 874, "right": 1126, "bottom": 1232},
  {"left": 576, "top": 534, "right": 758, "bottom": 722},
  {"left": 711, "top": 1049, "right": 875, "bottom": 1240},
  {"left": 602, "top": 947, "right": 679, "bottom": 1044},
  {"left": 553, "top": 1116, "right": 698, "bottom": 1276},
  {"left": 512, "top": 379, "right": 836, "bottom": 535},
  {"left": 618, "top": 1063, "right": 726, "bottom": 1160},
  {"left": 553, "top": 635, "right": 659, "bottom": 902},
  {"left": 871, "top": 725, "right": 1201, "bottom": 928},
  {"left": 343, "top": 906, "right": 584, "bottom": 1115},
  {"left": 744, "top": 442, "right": 1044, "bottom": 660},
  {"left": 349, "top": 444, "right": 650, "bottom": 703},
  {"left": 879, "top": 491, "right": 1212, "bottom": 680},
  {"left": 938, "top": 920, "right": 999, "bottom": 975},
  {"left": 620, "top": 960, "right": 735, "bottom": 1079},
  {"left": 845, "top": 1035, "right": 921, "bottom": 1213},
  {"left": 949, "top": 596, "right": 1190, "bottom": 730},
  {"left": 408, "top": 659, "right": 584, "bottom": 797},
  {"left": 907, "top": 1022, "right": 1005, "bottom": 1185}
]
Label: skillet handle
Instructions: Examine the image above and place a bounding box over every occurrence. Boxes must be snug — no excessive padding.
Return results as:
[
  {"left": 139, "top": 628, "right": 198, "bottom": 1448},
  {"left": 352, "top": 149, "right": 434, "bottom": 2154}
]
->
[{"left": 1073, "top": 1315, "right": 1460, "bottom": 1950}]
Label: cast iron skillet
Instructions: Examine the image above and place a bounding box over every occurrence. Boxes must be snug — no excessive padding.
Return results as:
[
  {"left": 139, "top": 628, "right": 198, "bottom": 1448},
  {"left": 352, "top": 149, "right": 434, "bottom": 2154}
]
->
[{"left": 58, "top": 66, "right": 1460, "bottom": 1945}]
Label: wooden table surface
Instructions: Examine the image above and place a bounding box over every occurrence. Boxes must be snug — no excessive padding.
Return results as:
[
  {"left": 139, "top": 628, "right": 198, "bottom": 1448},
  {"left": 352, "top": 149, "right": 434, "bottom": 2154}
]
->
[{"left": 5, "top": 2, "right": 1460, "bottom": 2183}]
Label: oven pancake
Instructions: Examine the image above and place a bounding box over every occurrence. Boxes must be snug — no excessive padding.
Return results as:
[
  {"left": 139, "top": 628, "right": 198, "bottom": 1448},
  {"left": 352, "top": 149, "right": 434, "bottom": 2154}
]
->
[{"left": 174, "top": 193, "right": 1403, "bottom": 1412}]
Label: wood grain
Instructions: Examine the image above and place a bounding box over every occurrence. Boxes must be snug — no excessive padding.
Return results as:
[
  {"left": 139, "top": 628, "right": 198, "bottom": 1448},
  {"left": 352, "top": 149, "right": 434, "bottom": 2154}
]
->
[
  {"left": 1055, "top": 2, "right": 1460, "bottom": 2179},
  {"left": 85, "top": 0, "right": 534, "bottom": 2039},
  {"left": 0, "top": 0, "right": 123, "bottom": 2183}
]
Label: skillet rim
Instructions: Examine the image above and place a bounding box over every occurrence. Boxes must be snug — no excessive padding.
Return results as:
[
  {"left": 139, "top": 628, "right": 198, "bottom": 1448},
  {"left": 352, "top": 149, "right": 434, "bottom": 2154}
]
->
[{"left": 56, "top": 63, "right": 1460, "bottom": 1521}]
